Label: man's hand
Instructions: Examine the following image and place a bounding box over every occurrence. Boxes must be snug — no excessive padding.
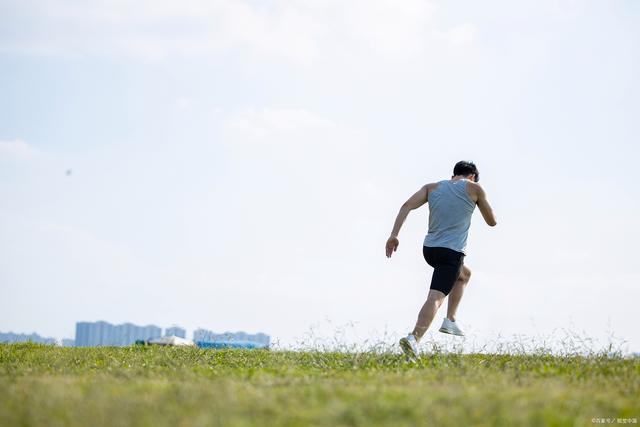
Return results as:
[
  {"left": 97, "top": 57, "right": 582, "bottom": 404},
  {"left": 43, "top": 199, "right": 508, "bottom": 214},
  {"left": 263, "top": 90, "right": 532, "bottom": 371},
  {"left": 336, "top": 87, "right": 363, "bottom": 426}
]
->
[{"left": 385, "top": 236, "right": 399, "bottom": 258}]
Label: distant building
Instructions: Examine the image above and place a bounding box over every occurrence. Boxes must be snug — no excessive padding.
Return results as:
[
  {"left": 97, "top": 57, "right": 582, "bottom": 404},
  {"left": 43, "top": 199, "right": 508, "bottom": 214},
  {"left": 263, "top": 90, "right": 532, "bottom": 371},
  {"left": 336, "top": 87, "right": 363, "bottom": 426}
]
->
[
  {"left": 0, "top": 331, "right": 56, "bottom": 345},
  {"left": 165, "top": 326, "right": 186, "bottom": 338},
  {"left": 61, "top": 338, "right": 75, "bottom": 347},
  {"left": 75, "top": 321, "right": 161, "bottom": 347},
  {"left": 193, "top": 329, "right": 270, "bottom": 346}
]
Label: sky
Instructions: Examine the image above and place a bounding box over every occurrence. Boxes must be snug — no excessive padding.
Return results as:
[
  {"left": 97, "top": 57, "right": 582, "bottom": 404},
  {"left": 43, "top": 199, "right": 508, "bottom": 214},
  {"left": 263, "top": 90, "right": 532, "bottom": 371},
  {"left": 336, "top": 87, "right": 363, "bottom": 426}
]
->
[{"left": 1, "top": 0, "right": 638, "bottom": 352}]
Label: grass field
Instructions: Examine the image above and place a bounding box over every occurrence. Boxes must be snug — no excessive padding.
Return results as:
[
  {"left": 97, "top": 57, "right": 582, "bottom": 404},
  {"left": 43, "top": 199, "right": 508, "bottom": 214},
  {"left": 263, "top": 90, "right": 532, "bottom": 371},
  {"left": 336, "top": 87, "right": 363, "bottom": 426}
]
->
[{"left": 1, "top": 343, "right": 638, "bottom": 427}]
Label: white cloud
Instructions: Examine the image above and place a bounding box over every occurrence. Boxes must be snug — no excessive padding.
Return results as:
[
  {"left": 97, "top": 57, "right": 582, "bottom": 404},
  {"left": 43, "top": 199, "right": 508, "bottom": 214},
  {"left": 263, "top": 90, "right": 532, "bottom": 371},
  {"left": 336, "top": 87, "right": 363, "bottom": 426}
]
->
[
  {"left": 219, "top": 106, "right": 370, "bottom": 200},
  {"left": 176, "top": 97, "right": 192, "bottom": 110},
  {"left": 0, "top": 0, "right": 466, "bottom": 63},
  {"left": 323, "top": 0, "right": 437, "bottom": 57},
  {"left": 437, "top": 23, "right": 476, "bottom": 46},
  {"left": 219, "top": 107, "right": 373, "bottom": 189},
  {"left": 0, "top": 139, "right": 40, "bottom": 159},
  {"left": 226, "top": 107, "right": 336, "bottom": 139},
  {"left": 219, "top": 106, "right": 382, "bottom": 219}
]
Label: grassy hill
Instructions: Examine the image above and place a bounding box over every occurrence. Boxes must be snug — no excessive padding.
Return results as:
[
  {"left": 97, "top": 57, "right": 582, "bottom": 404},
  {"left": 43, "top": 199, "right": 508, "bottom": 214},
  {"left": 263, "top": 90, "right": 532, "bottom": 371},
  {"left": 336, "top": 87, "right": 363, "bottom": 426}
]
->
[{"left": 1, "top": 343, "right": 638, "bottom": 426}]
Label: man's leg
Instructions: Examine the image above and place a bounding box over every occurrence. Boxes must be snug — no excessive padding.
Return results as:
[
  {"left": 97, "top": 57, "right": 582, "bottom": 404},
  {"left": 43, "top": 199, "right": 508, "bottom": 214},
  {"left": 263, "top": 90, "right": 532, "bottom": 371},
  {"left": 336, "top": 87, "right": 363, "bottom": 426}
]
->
[
  {"left": 411, "top": 289, "right": 447, "bottom": 340},
  {"left": 446, "top": 265, "right": 471, "bottom": 322}
]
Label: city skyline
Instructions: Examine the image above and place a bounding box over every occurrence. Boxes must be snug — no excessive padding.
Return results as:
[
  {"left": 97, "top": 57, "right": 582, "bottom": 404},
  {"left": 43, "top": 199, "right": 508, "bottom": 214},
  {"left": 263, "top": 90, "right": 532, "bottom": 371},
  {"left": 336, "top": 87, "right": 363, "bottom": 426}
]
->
[
  {"left": 0, "top": 331, "right": 57, "bottom": 345},
  {"left": 194, "top": 328, "right": 270, "bottom": 346},
  {"left": 1, "top": 321, "right": 270, "bottom": 347},
  {"left": 75, "top": 321, "right": 162, "bottom": 347}
]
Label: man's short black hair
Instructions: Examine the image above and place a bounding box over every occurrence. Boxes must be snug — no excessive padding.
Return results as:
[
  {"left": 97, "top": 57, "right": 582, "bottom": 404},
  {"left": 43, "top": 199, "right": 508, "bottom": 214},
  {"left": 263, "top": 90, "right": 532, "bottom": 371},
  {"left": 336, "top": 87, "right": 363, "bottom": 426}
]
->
[{"left": 453, "top": 161, "right": 479, "bottom": 182}]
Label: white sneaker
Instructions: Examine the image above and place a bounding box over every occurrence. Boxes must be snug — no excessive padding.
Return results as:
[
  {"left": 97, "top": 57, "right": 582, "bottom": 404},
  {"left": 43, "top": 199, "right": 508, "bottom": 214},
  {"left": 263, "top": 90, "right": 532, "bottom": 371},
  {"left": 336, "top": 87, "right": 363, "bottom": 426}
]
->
[
  {"left": 439, "top": 318, "right": 465, "bottom": 336},
  {"left": 399, "top": 334, "right": 418, "bottom": 360}
]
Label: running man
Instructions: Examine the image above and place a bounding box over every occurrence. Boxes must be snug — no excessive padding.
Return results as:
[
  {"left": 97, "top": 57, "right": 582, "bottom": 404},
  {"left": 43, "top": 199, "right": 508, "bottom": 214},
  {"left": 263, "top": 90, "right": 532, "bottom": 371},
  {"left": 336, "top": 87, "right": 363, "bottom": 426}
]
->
[{"left": 385, "top": 161, "right": 497, "bottom": 359}]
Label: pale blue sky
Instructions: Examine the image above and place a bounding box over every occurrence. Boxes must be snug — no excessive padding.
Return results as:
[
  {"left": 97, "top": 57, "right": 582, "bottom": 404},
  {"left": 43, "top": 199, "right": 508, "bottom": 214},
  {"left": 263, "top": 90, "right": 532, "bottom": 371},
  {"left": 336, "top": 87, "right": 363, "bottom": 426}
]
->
[{"left": 1, "top": 0, "right": 638, "bottom": 352}]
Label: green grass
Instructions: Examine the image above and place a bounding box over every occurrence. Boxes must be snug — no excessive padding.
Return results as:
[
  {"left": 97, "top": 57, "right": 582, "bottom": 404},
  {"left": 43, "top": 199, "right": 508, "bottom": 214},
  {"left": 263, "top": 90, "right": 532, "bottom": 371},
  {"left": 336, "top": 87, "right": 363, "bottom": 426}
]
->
[{"left": 1, "top": 343, "right": 638, "bottom": 427}]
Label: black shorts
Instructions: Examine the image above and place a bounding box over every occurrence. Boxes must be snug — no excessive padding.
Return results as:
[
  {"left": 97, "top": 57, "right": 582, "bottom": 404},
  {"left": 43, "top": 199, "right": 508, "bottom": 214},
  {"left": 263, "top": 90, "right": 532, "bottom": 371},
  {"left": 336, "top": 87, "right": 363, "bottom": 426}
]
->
[{"left": 423, "top": 246, "right": 465, "bottom": 296}]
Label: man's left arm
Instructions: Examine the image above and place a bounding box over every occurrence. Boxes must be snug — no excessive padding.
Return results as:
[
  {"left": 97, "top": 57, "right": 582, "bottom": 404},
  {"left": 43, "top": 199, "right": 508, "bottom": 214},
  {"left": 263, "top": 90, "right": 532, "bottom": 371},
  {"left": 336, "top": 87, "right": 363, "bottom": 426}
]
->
[{"left": 385, "top": 184, "right": 430, "bottom": 258}]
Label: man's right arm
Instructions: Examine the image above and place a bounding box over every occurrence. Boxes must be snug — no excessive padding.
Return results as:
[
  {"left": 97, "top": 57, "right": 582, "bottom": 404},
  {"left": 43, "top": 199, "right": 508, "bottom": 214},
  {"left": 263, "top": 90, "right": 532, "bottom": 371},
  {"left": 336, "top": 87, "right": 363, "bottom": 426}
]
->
[{"left": 471, "top": 183, "right": 497, "bottom": 226}]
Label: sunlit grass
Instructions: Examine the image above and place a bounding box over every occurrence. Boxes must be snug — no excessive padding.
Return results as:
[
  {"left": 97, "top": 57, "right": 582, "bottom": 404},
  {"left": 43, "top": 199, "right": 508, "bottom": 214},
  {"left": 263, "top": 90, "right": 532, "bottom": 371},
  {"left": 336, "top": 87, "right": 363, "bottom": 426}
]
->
[{"left": 1, "top": 342, "right": 638, "bottom": 426}]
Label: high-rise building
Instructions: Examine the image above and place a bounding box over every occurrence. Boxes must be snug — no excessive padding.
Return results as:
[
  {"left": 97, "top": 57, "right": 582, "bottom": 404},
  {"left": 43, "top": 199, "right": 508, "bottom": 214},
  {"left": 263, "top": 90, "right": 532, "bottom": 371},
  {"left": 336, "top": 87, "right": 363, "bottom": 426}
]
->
[
  {"left": 75, "top": 321, "right": 161, "bottom": 346},
  {"left": 165, "top": 326, "right": 186, "bottom": 338}
]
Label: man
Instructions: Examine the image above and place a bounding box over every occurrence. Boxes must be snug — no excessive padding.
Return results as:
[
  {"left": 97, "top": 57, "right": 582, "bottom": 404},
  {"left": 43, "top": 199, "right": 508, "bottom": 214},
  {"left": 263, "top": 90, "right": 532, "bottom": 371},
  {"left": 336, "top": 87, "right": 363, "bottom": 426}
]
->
[{"left": 385, "top": 161, "right": 497, "bottom": 359}]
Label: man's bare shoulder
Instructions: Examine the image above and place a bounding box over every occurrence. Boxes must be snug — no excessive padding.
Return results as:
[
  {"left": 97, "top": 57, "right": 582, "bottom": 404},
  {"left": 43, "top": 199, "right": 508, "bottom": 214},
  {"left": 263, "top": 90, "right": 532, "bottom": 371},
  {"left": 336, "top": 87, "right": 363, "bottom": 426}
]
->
[
  {"left": 425, "top": 182, "right": 440, "bottom": 190},
  {"left": 466, "top": 180, "right": 483, "bottom": 191},
  {"left": 470, "top": 181, "right": 489, "bottom": 191},
  {"left": 465, "top": 181, "right": 487, "bottom": 202},
  {"left": 424, "top": 182, "right": 440, "bottom": 199}
]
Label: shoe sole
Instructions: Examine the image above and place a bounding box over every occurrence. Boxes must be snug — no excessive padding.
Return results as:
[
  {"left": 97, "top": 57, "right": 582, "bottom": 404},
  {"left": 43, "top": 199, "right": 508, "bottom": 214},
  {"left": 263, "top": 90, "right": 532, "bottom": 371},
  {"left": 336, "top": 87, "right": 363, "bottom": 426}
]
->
[
  {"left": 438, "top": 327, "right": 465, "bottom": 336},
  {"left": 399, "top": 337, "right": 417, "bottom": 360}
]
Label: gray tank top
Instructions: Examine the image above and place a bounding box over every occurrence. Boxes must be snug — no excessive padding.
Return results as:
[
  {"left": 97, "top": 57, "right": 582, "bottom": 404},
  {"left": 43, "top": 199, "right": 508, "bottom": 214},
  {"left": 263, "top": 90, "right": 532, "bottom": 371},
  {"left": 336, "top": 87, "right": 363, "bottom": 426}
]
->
[{"left": 423, "top": 179, "right": 476, "bottom": 254}]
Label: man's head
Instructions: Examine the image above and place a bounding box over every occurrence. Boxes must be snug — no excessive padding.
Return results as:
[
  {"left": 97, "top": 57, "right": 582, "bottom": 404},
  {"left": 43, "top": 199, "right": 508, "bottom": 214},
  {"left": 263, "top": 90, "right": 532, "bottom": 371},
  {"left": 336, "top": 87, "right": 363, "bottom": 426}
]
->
[{"left": 453, "top": 161, "right": 479, "bottom": 182}]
